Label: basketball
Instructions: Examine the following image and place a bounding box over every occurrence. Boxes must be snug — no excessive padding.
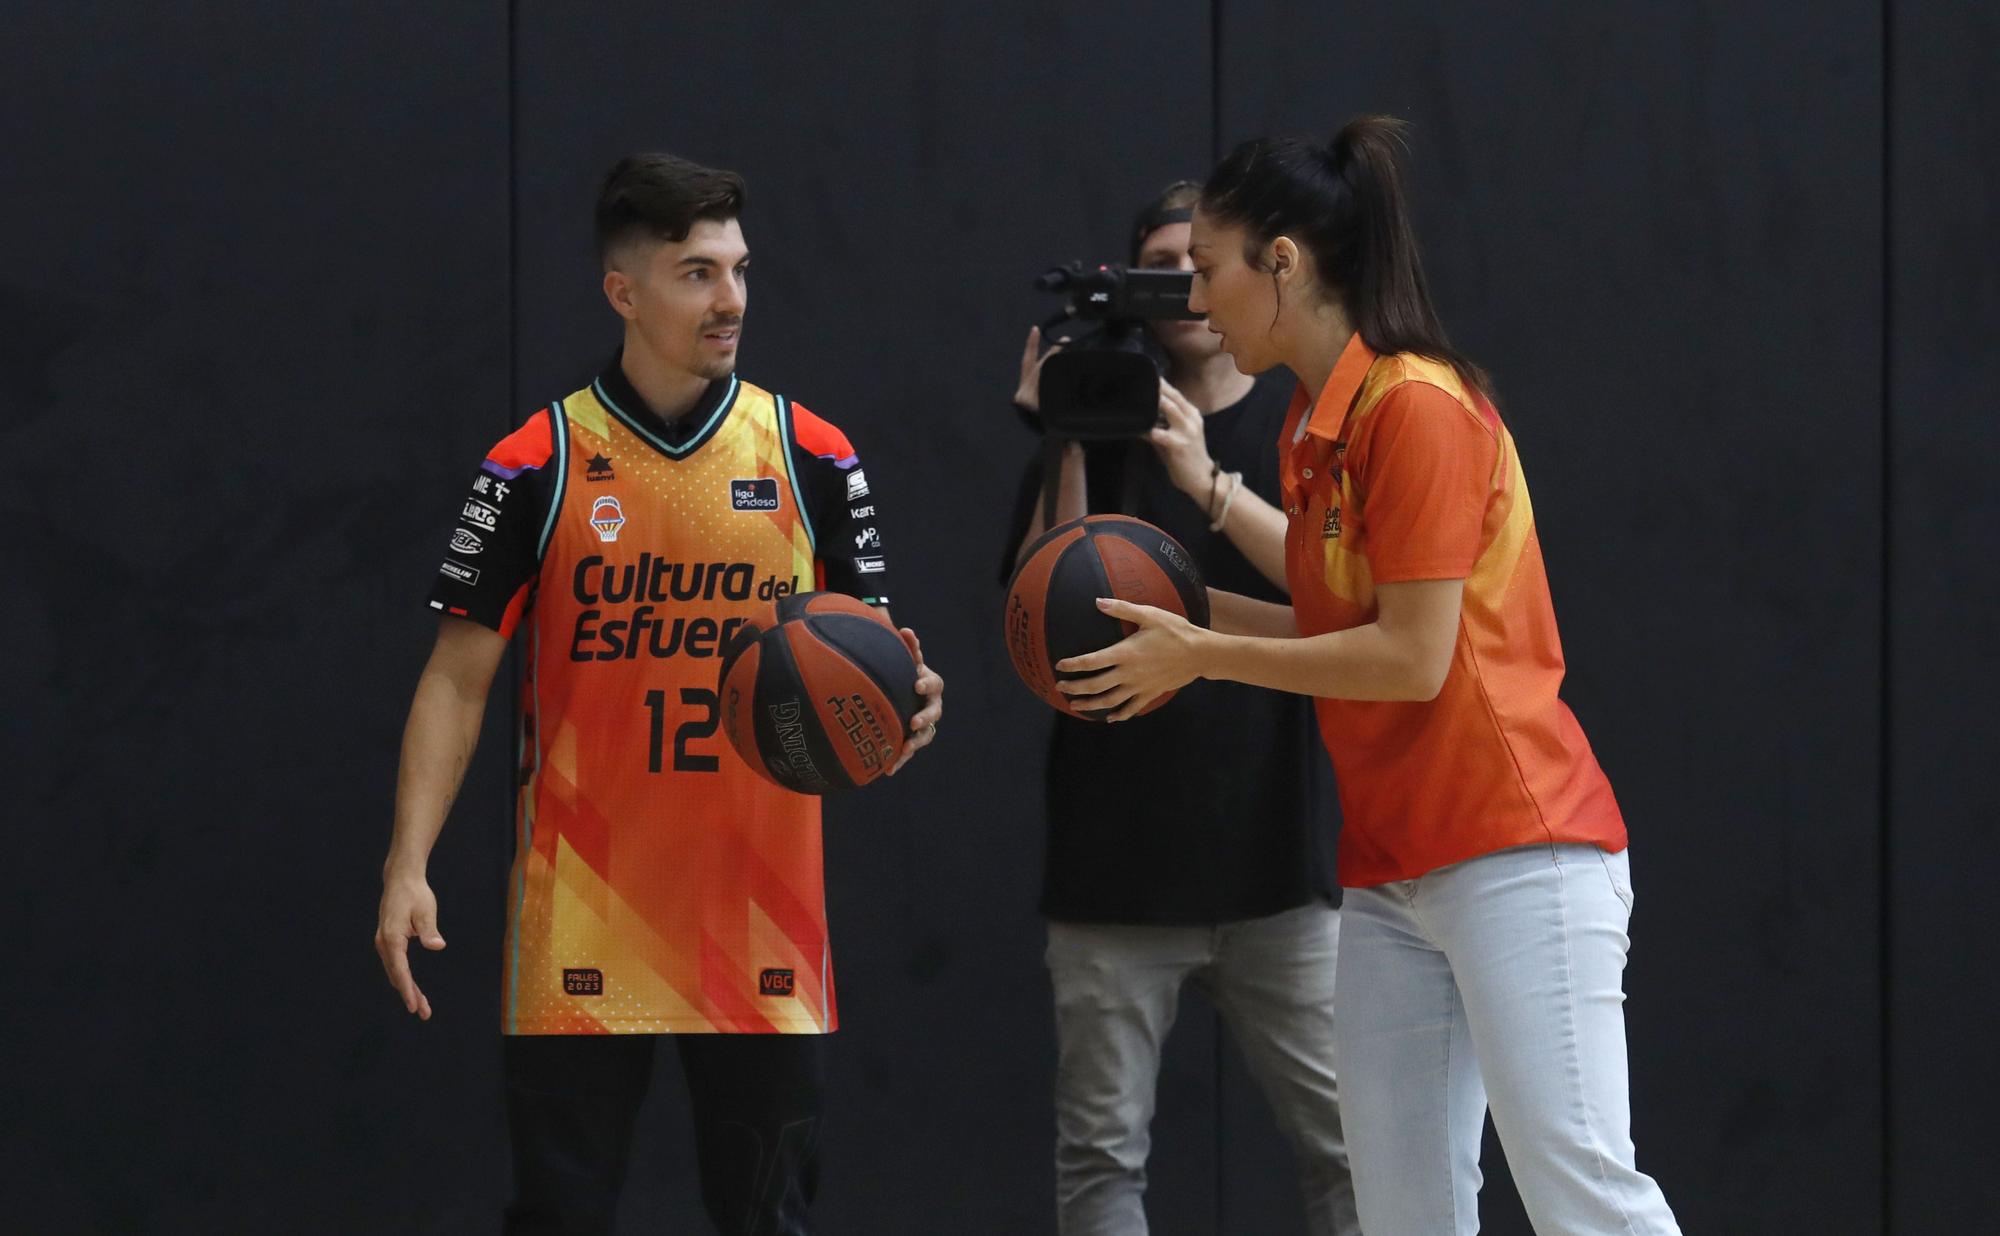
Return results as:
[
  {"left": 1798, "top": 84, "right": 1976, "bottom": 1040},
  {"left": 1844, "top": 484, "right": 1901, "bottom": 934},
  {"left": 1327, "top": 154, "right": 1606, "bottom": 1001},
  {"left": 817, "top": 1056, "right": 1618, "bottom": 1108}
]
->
[
  {"left": 718, "top": 591, "right": 923, "bottom": 794},
  {"left": 1003, "top": 515, "right": 1209, "bottom": 720}
]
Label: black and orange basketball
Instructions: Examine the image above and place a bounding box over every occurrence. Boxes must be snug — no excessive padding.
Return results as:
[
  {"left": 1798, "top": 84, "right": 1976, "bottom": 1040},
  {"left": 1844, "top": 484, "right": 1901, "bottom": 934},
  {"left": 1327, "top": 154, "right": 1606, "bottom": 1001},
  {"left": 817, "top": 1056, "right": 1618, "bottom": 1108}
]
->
[
  {"left": 1003, "top": 514, "right": 1209, "bottom": 720},
  {"left": 718, "top": 591, "right": 922, "bottom": 794}
]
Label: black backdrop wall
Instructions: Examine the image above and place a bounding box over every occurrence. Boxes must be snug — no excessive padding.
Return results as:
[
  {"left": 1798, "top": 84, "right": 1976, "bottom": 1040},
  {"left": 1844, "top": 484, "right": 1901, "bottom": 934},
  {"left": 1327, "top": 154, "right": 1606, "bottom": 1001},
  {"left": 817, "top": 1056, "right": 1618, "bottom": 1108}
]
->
[{"left": 2, "top": 3, "right": 1992, "bottom": 1233}]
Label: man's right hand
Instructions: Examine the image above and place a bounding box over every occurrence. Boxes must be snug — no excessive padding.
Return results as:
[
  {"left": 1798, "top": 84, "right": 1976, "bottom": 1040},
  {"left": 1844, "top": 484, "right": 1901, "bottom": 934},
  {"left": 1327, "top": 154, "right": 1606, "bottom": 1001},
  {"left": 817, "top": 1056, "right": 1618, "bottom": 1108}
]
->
[
  {"left": 1014, "top": 324, "right": 1061, "bottom": 412},
  {"left": 376, "top": 870, "right": 446, "bottom": 1020}
]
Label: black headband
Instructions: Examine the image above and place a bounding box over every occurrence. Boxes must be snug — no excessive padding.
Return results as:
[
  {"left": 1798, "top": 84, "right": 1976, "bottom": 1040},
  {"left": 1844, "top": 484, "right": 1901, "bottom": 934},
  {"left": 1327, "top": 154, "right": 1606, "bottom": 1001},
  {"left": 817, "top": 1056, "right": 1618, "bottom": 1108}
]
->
[{"left": 1132, "top": 206, "right": 1195, "bottom": 261}]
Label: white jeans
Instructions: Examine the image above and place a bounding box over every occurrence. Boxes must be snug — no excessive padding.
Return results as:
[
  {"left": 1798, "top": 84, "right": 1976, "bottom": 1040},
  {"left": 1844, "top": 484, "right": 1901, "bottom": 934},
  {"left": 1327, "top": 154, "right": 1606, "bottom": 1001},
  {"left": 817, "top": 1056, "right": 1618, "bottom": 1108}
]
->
[
  {"left": 1334, "top": 844, "right": 1680, "bottom": 1235},
  {"left": 1045, "top": 903, "right": 1360, "bottom": 1236}
]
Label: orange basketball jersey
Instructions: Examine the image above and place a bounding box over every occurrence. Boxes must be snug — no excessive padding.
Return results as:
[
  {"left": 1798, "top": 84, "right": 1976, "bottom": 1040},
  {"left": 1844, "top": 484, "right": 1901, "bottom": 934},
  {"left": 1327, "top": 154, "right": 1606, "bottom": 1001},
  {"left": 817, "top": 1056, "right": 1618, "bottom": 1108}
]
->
[{"left": 429, "top": 357, "right": 891, "bottom": 1034}]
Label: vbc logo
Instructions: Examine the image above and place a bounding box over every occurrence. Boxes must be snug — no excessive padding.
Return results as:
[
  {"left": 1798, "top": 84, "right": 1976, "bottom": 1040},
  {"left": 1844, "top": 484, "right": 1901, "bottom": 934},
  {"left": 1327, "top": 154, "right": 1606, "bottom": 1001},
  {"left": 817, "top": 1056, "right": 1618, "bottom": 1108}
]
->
[
  {"left": 591, "top": 495, "right": 626, "bottom": 542},
  {"left": 759, "top": 968, "right": 796, "bottom": 997}
]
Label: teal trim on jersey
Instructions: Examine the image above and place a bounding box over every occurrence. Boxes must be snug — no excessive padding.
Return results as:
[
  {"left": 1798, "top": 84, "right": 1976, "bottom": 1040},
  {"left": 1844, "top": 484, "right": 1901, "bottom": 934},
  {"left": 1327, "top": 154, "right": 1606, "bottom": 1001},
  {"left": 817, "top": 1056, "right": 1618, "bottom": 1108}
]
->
[
  {"left": 594, "top": 373, "right": 739, "bottom": 460},
  {"left": 775, "top": 394, "right": 817, "bottom": 553},
  {"left": 536, "top": 400, "right": 570, "bottom": 561}
]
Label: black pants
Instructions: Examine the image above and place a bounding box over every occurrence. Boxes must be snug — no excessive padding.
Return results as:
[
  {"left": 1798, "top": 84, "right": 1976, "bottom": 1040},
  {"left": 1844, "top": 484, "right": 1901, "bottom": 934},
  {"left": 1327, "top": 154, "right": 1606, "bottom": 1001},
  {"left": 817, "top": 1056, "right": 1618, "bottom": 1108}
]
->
[{"left": 502, "top": 1033, "right": 826, "bottom": 1236}]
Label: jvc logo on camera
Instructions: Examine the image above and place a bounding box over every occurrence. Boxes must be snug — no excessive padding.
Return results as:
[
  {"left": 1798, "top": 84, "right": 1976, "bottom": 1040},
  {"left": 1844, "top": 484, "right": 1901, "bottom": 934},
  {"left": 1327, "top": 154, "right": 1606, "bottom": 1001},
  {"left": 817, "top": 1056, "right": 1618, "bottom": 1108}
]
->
[{"left": 730, "top": 478, "right": 780, "bottom": 511}]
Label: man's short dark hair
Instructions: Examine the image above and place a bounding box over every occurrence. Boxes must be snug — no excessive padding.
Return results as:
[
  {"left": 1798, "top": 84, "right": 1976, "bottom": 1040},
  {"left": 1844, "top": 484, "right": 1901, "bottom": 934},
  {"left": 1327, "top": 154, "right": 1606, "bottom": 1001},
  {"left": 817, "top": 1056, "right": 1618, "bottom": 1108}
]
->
[{"left": 595, "top": 153, "right": 747, "bottom": 266}]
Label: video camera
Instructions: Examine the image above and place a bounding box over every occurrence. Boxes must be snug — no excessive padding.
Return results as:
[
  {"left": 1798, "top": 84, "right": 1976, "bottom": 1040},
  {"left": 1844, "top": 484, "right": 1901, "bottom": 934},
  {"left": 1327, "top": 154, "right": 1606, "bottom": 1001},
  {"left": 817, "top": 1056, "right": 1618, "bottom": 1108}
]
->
[{"left": 1034, "top": 262, "right": 1198, "bottom": 440}]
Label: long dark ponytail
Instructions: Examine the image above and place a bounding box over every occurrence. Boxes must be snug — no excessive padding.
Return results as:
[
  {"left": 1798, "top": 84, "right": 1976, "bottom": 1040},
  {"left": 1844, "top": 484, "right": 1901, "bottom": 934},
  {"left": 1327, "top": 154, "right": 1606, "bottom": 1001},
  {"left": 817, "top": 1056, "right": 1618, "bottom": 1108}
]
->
[{"left": 1200, "top": 116, "right": 1490, "bottom": 397}]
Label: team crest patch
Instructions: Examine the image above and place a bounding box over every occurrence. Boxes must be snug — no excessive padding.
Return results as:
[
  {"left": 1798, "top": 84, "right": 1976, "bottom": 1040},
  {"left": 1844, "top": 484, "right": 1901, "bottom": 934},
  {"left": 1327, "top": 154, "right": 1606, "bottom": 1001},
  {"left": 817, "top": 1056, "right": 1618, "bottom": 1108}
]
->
[
  {"left": 591, "top": 495, "right": 626, "bottom": 542},
  {"left": 730, "top": 478, "right": 781, "bottom": 511}
]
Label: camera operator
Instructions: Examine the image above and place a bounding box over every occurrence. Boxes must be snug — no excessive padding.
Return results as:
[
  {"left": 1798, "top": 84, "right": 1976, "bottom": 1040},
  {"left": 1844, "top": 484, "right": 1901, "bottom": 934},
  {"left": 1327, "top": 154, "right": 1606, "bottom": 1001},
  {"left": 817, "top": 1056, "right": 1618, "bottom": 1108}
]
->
[{"left": 1003, "top": 182, "right": 1356, "bottom": 1236}]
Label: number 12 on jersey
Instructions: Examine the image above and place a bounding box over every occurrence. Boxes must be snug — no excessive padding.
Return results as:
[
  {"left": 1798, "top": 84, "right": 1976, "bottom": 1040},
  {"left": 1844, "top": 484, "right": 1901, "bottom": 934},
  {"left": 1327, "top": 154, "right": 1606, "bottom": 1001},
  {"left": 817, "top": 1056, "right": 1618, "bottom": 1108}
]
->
[{"left": 643, "top": 688, "right": 720, "bottom": 773}]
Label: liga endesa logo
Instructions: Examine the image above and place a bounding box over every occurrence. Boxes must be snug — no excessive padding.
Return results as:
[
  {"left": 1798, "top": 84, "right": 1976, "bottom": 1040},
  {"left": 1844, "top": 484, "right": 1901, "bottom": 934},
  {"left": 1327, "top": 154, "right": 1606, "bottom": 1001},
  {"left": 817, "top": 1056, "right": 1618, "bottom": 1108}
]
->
[{"left": 729, "top": 477, "right": 780, "bottom": 511}]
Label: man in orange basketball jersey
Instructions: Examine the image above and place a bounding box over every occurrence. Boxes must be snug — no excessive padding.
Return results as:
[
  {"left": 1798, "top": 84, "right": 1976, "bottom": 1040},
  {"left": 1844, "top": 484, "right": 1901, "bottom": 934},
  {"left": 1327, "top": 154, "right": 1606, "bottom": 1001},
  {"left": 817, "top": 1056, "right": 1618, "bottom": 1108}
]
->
[{"left": 374, "top": 153, "right": 943, "bottom": 1235}]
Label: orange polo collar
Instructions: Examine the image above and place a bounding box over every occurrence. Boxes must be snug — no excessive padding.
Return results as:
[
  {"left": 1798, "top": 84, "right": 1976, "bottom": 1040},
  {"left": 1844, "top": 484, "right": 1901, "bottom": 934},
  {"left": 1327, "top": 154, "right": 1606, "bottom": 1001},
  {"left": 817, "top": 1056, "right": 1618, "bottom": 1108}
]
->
[{"left": 1301, "top": 333, "right": 1377, "bottom": 442}]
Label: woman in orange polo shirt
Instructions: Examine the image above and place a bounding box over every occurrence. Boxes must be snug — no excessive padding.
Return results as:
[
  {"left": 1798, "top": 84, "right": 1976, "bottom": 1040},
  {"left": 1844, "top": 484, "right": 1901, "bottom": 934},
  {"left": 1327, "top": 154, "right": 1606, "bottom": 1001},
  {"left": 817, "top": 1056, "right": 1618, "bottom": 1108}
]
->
[{"left": 1056, "top": 117, "right": 1681, "bottom": 1235}]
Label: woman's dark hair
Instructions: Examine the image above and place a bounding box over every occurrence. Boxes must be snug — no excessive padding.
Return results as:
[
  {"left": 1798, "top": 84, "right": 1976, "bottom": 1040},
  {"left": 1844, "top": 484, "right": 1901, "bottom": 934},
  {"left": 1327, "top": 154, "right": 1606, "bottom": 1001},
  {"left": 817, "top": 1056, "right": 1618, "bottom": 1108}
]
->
[
  {"left": 1129, "top": 179, "right": 1202, "bottom": 264},
  {"left": 1200, "top": 116, "right": 1490, "bottom": 396},
  {"left": 595, "top": 153, "right": 747, "bottom": 266}
]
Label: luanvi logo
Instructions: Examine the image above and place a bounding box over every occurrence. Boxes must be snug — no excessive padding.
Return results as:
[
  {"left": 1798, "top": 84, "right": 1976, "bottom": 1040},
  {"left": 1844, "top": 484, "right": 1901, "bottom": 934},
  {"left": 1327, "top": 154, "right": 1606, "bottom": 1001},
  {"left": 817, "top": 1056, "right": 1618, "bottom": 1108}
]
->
[
  {"left": 586, "top": 453, "right": 615, "bottom": 481},
  {"left": 759, "top": 968, "right": 796, "bottom": 997},
  {"left": 563, "top": 968, "right": 604, "bottom": 996},
  {"left": 730, "top": 478, "right": 781, "bottom": 511}
]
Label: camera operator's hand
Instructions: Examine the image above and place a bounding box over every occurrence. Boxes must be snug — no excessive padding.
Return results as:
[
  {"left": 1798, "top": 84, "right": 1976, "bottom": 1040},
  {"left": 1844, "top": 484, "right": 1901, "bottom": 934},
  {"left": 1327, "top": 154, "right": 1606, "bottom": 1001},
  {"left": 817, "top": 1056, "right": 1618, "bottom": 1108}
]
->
[
  {"left": 1014, "top": 325, "right": 1062, "bottom": 412},
  {"left": 1149, "top": 379, "right": 1217, "bottom": 500}
]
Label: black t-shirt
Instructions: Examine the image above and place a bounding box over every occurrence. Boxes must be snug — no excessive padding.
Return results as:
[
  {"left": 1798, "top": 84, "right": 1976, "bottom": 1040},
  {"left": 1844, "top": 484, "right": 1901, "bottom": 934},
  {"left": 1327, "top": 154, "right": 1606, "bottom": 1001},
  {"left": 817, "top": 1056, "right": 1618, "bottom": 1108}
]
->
[{"left": 1002, "top": 372, "right": 1341, "bottom": 924}]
